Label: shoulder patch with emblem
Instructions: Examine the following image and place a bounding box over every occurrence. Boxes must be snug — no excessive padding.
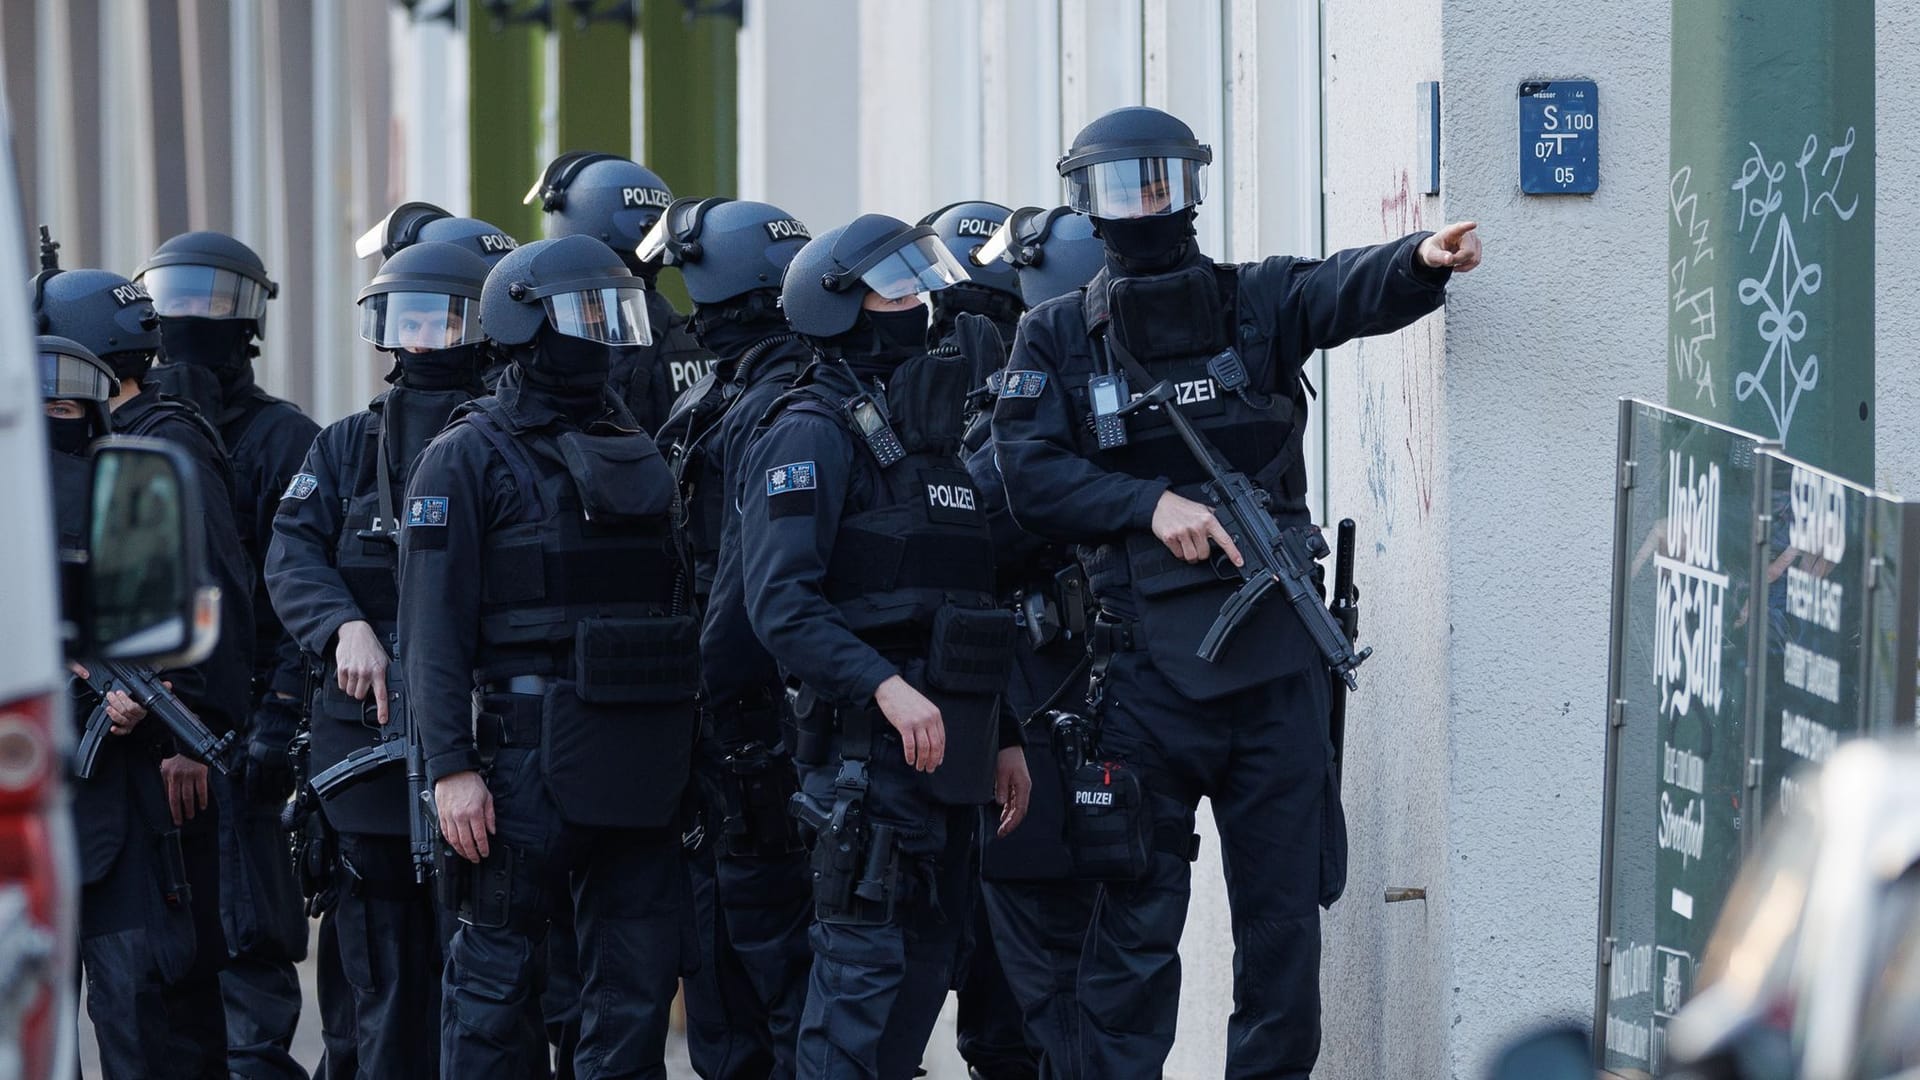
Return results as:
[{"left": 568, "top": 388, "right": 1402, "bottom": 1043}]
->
[
  {"left": 766, "top": 462, "right": 817, "bottom": 496},
  {"left": 282, "top": 473, "right": 319, "bottom": 501},
  {"left": 999, "top": 370, "right": 1048, "bottom": 398},
  {"left": 406, "top": 496, "right": 450, "bottom": 527}
]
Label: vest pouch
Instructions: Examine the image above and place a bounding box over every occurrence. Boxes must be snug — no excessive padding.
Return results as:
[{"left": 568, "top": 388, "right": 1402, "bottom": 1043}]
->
[
  {"left": 910, "top": 686, "right": 999, "bottom": 807},
  {"left": 1063, "top": 756, "right": 1152, "bottom": 881},
  {"left": 925, "top": 605, "right": 1018, "bottom": 696},
  {"left": 1122, "top": 531, "right": 1296, "bottom": 702},
  {"left": 554, "top": 431, "right": 675, "bottom": 524},
  {"left": 539, "top": 680, "right": 693, "bottom": 829},
  {"left": 574, "top": 616, "right": 701, "bottom": 705},
  {"left": 1107, "top": 265, "right": 1227, "bottom": 361}
]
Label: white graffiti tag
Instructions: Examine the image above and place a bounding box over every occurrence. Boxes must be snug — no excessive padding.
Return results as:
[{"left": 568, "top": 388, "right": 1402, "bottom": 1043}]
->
[{"left": 1670, "top": 167, "right": 1718, "bottom": 405}]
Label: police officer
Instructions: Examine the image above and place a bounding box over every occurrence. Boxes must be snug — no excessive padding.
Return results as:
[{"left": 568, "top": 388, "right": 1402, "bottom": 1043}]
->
[
  {"left": 954, "top": 206, "right": 1109, "bottom": 1080},
  {"left": 400, "top": 235, "right": 697, "bottom": 1076},
  {"left": 991, "top": 106, "right": 1481, "bottom": 1078},
  {"left": 356, "top": 202, "right": 520, "bottom": 392},
  {"left": 266, "top": 241, "right": 496, "bottom": 1076},
  {"left": 134, "top": 231, "right": 314, "bottom": 1079},
  {"left": 41, "top": 335, "right": 199, "bottom": 1076},
  {"left": 527, "top": 151, "right": 717, "bottom": 430},
  {"left": 37, "top": 265, "right": 257, "bottom": 1076},
  {"left": 740, "top": 214, "right": 1031, "bottom": 1079},
  {"left": 645, "top": 196, "right": 817, "bottom": 1079}
]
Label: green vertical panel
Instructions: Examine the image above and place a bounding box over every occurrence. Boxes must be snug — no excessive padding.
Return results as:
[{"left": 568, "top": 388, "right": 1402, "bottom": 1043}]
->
[
  {"left": 1667, "top": 1, "right": 1875, "bottom": 485},
  {"left": 640, "top": 1, "right": 739, "bottom": 312},
  {"left": 555, "top": 11, "right": 631, "bottom": 159},
  {"left": 466, "top": 0, "right": 544, "bottom": 244}
]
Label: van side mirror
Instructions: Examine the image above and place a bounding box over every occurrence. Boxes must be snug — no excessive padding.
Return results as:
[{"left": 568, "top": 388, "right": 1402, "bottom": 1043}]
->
[{"left": 83, "top": 437, "right": 219, "bottom": 667}]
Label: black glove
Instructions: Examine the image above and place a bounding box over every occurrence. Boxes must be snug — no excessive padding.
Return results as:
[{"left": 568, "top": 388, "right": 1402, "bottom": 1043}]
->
[{"left": 244, "top": 699, "right": 301, "bottom": 804}]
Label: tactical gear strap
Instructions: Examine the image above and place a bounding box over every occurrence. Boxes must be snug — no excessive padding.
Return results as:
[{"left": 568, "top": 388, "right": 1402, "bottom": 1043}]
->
[{"left": 463, "top": 405, "right": 549, "bottom": 523}]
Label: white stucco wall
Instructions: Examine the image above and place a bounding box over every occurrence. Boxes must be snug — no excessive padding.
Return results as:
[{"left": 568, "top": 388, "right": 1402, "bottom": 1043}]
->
[
  {"left": 1876, "top": 7, "right": 1919, "bottom": 497},
  {"left": 1432, "top": 2, "right": 1671, "bottom": 1077}
]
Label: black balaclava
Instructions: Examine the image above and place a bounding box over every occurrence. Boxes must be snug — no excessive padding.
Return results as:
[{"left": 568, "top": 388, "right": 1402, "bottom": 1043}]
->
[
  {"left": 929, "top": 282, "right": 1023, "bottom": 346},
  {"left": 384, "top": 345, "right": 486, "bottom": 486},
  {"left": 391, "top": 343, "right": 487, "bottom": 393},
  {"left": 150, "top": 317, "right": 257, "bottom": 417},
  {"left": 866, "top": 305, "right": 931, "bottom": 352},
  {"left": 527, "top": 324, "right": 613, "bottom": 391},
  {"left": 1093, "top": 207, "right": 1198, "bottom": 274},
  {"left": 688, "top": 290, "right": 786, "bottom": 361},
  {"left": 46, "top": 416, "right": 94, "bottom": 457}
]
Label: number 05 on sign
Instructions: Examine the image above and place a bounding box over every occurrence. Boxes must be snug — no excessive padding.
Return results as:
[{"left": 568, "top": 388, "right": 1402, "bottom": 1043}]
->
[{"left": 1519, "top": 79, "right": 1598, "bottom": 194}]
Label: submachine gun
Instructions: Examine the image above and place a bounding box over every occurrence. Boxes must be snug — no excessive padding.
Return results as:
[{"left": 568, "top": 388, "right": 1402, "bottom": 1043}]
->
[
  {"left": 1117, "top": 371, "right": 1372, "bottom": 689},
  {"left": 301, "top": 688, "right": 436, "bottom": 887},
  {"left": 74, "top": 662, "right": 242, "bottom": 779}
]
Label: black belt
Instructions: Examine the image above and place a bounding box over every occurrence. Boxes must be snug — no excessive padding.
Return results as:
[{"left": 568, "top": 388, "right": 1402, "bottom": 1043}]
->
[{"left": 481, "top": 675, "right": 552, "bottom": 697}]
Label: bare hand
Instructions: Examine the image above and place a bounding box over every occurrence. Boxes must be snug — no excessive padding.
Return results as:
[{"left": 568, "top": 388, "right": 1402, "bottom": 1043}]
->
[
  {"left": 993, "top": 746, "right": 1031, "bottom": 837},
  {"left": 434, "top": 770, "right": 495, "bottom": 863},
  {"left": 874, "top": 676, "right": 945, "bottom": 773},
  {"left": 1418, "top": 221, "right": 1482, "bottom": 272},
  {"left": 1153, "top": 491, "right": 1242, "bottom": 566},
  {"left": 334, "top": 620, "right": 390, "bottom": 726},
  {"left": 104, "top": 686, "right": 162, "bottom": 736},
  {"left": 161, "top": 755, "right": 209, "bottom": 826}
]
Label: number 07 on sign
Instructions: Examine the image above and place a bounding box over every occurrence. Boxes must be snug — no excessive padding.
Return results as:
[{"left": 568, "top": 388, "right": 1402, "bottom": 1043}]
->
[{"left": 1519, "top": 79, "right": 1599, "bottom": 194}]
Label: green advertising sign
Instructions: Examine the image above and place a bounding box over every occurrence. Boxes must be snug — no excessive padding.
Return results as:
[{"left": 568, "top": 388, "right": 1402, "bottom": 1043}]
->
[{"left": 1666, "top": 1, "right": 1874, "bottom": 485}]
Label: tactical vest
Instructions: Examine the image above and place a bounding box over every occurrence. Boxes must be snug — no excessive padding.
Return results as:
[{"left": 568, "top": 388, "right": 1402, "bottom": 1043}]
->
[
  {"left": 1079, "top": 262, "right": 1315, "bottom": 700},
  {"left": 773, "top": 358, "right": 1014, "bottom": 804},
  {"left": 458, "top": 397, "right": 696, "bottom": 829}
]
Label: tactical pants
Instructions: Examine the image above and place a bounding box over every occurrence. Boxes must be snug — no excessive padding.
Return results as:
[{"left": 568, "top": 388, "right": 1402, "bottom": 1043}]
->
[
  {"left": 795, "top": 736, "right": 975, "bottom": 1080},
  {"left": 1079, "top": 652, "right": 1342, "bottom": 1080},
  {"left": 213, "top": 771, "right": 309, "bottom": 1080},
  {"left": 682, "top": 834, "right": 778, "bottom": 1079},
  {"left": 954, "top": 893, "right": 1037, "bottom": 1080},
  {"left": 542, "top": 903, "right": 582, "bottom": 1078},
  {"left": 157, "top": 798, "right": 229, "bottom": 1078},
  {"left": 976, "top": 879, "right": 1097, "bottom": 1080},
  {"left": 314, "top": 909, "right": 359, "bottom": 1080},
  {"left": 713, "top": 844, "right": 813, "bottom": 1080},
  {"left": 441, "top": 744, "right": 684, "bottom": 1079},
  {"left": 80, "top": 810, "right": 201, "bottom": 1078},
  {"left": 331, "top": 832, "right": 450, "bottom": 1078}
]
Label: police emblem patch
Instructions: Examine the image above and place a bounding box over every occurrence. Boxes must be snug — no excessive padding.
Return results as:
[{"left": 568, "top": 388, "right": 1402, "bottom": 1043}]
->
[
  {"left": 766, "top": 462, "right": 817, "bottom": 496},
  {"left": 999, "top": 370, "right": 1047, "bottom": 398},
  {"left": 282, "top": 473, "right": 319, "bottom": 501},
  {"left": 406, "top": 496, "right": 450, "bottom": 527}
]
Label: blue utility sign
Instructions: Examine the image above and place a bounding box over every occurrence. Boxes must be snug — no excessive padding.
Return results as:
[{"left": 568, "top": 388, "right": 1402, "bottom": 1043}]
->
[{"left": 1519, "top": 79, "right": 1598, "bottom": 194}]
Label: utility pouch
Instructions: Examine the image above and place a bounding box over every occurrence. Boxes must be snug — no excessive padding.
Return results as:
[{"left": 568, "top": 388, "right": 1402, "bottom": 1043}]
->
[
  {"left": 1123, "top": 531, "right": 1290, "bottom": 701},
  {"left": 574, "top": 616, "right": 701, "bottom": 704},
  {"left": 541, "top": 680, "right": 692, "bottom": 829},
  {"left": 721, "top": 744, "right": 805, "bottom": 859},
  {"left": 433, "top": 838, "right": 469, "bottom": 916},
  {"left": 1106, "top": 265, "right": 1228, "bottom": 361},
  {"left": 1062, "top": 755, "right": 1153, "bottom": 881},
  {"left": 925, "top": 605, "right": 1018, "bottom": 695},
  {"left": 555, "top": 430, "right": 674, "bottom": 524},
  {"left": 461, "top": 844, "right": 514, "bottom": 929},
  {"left": 294, "top": 809, "right": 336, "bottom": 912}
]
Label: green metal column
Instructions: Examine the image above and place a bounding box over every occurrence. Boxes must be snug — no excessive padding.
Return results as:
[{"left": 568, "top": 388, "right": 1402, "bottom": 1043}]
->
[
  {"left": 466, "top": 1, "right": 545, "bottom": 244},
  {"left": 1666, "top": 1, "right": 1875, "bottom": 484},
  {"left": 641, "top": 0, "right": 738, "bottom": 199},
  {"left": 555, "top": 11, "right": 632, "bottom": 162}
]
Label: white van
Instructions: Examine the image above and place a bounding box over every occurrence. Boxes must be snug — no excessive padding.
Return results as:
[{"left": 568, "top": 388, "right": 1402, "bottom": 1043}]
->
[{"left": 0, "top": 87, "right": 219, "bottom": 1080}]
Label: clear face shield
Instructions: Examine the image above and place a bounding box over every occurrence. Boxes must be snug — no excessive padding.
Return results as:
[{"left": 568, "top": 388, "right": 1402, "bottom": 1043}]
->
[
  {"left": 542, "top": 287, "right": 653, "bottom": 346},
  {"left": 1062, "top": 156, "right": 1207, "bottom": 220},
  {"left": 137, "top": 264, "right": 272, "bottom": 322},
  {"left": 855, "top": 234, "right": 969, "bottom": 300},
  {"left": 358, "top": 292, "right": 485, "bottom": 351},
  {"left": 635, "top": 197, "right": 721, "bottom": 267},
  {"left": 40, "top": 349, "right": 116, "bottom": 403}
]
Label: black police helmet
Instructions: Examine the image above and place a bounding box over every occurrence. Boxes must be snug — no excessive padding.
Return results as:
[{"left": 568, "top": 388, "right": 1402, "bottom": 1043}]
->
[
  {"left": 357, "top": 201, "right": 520, "bottom": 269},
  {"left": 133, "top": 230, "right": 279, "bottom": 337},
  {"left": 1058, "top": 106, "right": 1212, "bottom": 220},
  {"left": 357, "top": 242, "right": 493, "bottom": 352},
  {"left": 780, "top": 213, "right": 968, "bottom": 340},
  {"left": 919, "top": 201, "right": 1020, "bottom": 301},
  {"left": 37, "top": 334, "right": 116, "bottom": 435},
  {"left": 641, "top": 197, "right": 811, "bottom": 305},
  {"left": 528, "top": 152, "right": 674, "bottom": 261},
  {"left": 480, "top": 235, "right": 649, "bottom": 347},
  {"left": 985, "top": 206, "right": 1105, "bottom": 306},
  {"left": 35, "top": 268, "right": 161, "bottom": 375}
]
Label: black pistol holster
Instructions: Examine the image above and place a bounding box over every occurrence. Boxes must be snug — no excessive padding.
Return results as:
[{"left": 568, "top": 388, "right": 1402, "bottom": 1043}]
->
[
  {"left": 721, "top": 742, "right": 805, "bottom": 859},
  {"left": 787, "top": 709, "right": 899, "bottom": 926}
]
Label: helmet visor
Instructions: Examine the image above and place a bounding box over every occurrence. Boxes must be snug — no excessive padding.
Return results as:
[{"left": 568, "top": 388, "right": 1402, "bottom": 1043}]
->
[
  {"left": 138, "top": 264, "right": 271, "bottom": 321},
  {"left": 859, "top": 235, "right": 969, "bottom": 300},
  {"left": 358, "top": 292, "right": 485, "bottom": 351},
  {"left": 40, "top": 349, "right": 115, "bottom": 402},
  {"left": 635, "top": 214, "right": 673, "bottom": 265},
  {"left": 543, "top": 287, "right": 653, "bottom": 346},
  {"left": 1063, "top": 157, "right": 1207, "bottom": 220}
]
